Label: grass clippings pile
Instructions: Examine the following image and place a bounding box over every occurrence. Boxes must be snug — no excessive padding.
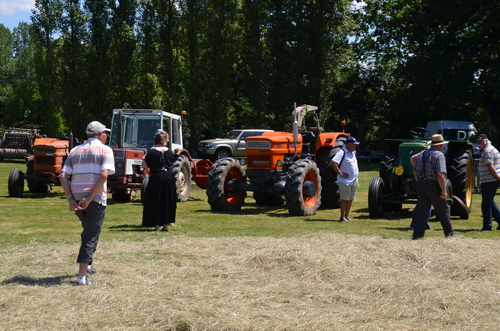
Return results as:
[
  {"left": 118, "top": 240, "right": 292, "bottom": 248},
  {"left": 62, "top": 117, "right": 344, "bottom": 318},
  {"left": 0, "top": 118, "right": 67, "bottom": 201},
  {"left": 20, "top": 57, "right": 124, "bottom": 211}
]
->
[{"left": 2, "top": 233, "right": 500, "bottom": 330}]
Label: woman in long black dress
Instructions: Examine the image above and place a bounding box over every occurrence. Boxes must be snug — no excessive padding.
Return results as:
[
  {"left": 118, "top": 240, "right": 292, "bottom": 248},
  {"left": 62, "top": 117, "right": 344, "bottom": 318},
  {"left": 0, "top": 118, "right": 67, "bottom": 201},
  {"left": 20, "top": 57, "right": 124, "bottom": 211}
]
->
[{"left": 142, "top": 131, "right": 179, "bottom": 231}]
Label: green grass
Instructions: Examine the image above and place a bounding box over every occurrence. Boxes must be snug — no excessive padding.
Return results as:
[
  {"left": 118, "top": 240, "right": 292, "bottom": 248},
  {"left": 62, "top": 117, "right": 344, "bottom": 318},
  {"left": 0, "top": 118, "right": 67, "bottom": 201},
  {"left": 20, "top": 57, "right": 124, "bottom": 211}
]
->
[{"left": 0, "top": 160, "right": 495, "bottom": 247}]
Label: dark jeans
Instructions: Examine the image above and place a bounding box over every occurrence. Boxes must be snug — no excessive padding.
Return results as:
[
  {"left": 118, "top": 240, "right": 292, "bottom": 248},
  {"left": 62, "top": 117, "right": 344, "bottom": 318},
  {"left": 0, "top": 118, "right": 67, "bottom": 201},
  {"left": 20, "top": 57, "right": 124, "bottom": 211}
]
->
[
  {"left": 410, "top": 205, "right": 432, "bottom": 229},
  {"left": 413, "top": 180, "right": 453, "bottom": 239},
  {"left": 480, "top": 180, "right": 500, "bottom": 230},
  {"left": 75, "top": 201, "right": 106, "bottom": 264}
]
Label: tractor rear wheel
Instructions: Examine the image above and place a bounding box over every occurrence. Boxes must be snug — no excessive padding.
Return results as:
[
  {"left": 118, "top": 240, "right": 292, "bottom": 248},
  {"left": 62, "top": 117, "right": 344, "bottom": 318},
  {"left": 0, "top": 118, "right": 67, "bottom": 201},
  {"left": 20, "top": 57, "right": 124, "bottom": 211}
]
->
[
  {"left": 8, "top": 168, "right": 24, "bottom": 197},
  {"left": 285, "top": 159, "right": 322, "bottom": 216},
  {"left": 317, "top": 136, "right": 346, "bottom": 209},
  {"left": 206, "top": 158, "right": 246, "bottom": 211},
  {"left": 448, "top": 147, "right": 473, "bottom": 219},
  {"left": 172, "top": 155, "right": 192, "bottom": 202},
  {"left": 368, "top": 176, "right": 385, "bottom": 218}
]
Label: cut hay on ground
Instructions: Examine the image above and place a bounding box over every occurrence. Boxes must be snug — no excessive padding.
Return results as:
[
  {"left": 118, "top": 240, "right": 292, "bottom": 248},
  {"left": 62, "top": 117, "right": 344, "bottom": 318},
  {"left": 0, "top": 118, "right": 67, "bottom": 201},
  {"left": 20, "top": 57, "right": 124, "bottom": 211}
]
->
[{"left": 1, "top": 233, "right": 500, "bottom": 330}]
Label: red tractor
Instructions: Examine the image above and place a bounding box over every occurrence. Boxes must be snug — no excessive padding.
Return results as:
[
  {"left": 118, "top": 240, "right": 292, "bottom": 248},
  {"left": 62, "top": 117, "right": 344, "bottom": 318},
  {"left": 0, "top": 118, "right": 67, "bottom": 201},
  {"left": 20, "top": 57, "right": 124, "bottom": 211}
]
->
[
  {"left": 107, "top": 109, "right": 213, "bottom": 202},
  {"left": 206, "top": 104, "right": 349, "bottom": 216}
]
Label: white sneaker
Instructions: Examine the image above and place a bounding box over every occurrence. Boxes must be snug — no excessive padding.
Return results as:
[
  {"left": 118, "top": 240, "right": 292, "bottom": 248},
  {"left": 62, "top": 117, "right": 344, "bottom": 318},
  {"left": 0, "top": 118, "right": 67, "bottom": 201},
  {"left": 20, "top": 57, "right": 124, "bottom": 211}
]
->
[
  {"left": 86, "top": 265, "right": 97, "bottom": 276},
  {"left": 76, "top": 277, "right": 92, "bottom": 285}
]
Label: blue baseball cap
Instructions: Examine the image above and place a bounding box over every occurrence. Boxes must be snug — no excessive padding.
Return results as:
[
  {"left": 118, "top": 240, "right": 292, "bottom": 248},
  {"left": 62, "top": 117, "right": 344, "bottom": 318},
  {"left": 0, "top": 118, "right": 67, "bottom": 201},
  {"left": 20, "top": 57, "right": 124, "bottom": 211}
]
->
[{"left": 345, "top": 137, "right": 360, "bottom": 145}]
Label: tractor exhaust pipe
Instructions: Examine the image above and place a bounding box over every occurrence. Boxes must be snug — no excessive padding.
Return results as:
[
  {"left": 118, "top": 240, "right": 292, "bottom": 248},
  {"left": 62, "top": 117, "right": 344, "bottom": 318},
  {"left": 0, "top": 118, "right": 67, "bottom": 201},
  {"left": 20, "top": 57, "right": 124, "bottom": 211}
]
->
[{"left": 292, "top": 102, "right": 299, "bottom": 160}]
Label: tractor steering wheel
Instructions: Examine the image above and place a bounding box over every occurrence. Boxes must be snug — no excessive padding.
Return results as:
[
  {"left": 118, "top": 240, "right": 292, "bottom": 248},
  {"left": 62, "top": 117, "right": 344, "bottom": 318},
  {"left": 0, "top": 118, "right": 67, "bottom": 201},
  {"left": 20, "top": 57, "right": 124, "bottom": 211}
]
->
[{"left": 409, "top": 127, "right": 430, "bottom": 139}]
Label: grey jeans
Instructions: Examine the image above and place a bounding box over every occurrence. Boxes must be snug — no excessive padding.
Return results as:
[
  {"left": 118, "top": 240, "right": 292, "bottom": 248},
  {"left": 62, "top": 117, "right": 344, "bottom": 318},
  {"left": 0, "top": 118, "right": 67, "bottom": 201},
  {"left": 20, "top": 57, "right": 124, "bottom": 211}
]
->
[{"left": 75, "top": 201, "right": 106, "bottom": 264}]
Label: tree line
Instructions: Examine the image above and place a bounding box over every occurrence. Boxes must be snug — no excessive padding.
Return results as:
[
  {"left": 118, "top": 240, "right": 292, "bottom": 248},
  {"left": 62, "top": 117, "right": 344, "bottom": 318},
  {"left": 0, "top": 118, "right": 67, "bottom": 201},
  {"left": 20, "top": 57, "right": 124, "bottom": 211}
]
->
[{"left": 0, "top": 0, "right": 498, "bottom": 148}]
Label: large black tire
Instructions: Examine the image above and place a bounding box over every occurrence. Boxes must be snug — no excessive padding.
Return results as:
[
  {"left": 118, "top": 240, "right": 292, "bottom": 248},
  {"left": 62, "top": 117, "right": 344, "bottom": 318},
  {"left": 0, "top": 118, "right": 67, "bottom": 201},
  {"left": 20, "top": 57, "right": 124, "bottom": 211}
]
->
[
  {"left": 448, "top": 147, "right": 473, "bottom": 219},
  {"left": 172, "top": 155, "right": 192, "bottom": 202},
  {"left": 206, "top": 158, "right": 247, "bottom": 211},
  {"left": 368, "top": 176, "right": 385, "bottom": 218},
  {"left": 380, "top": 146, "right": 401, "bottom": 211},
  {"left": 253, "top": 192, "right": 284, "bottom": 206},
  {"left": 8, "top": 168, "right": 25, "bottom": 197},
  {"left": 317, "top": 136, "right": 346, "bottom": 209},
  {"left": 285, "top": 159, "right": 322, "bottom": 216}
]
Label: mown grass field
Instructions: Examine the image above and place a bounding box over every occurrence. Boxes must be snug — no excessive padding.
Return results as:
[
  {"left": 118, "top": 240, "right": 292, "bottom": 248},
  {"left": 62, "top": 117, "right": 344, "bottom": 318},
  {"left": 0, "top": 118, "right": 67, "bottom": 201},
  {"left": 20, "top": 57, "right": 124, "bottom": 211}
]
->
[{"left": 1, "top": 160, "right": 500, "bottom": 330}]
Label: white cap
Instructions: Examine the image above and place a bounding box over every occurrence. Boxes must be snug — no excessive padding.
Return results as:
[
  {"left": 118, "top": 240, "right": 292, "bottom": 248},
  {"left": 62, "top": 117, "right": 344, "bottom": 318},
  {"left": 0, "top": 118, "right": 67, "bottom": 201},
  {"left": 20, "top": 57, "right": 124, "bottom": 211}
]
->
[{"left": 86, "top": 121, "right": 111, "bottom": 135}]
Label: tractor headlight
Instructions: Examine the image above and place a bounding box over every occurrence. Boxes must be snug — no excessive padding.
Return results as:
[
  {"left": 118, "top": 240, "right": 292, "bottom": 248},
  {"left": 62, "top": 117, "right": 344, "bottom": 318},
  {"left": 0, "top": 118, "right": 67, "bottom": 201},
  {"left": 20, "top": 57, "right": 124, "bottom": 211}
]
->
[
  {"left": 276, "top": 159, "right": 284, "bottom": 167},
  {"left": 395, "top": 166, "right": 404, "bottom": 176}
]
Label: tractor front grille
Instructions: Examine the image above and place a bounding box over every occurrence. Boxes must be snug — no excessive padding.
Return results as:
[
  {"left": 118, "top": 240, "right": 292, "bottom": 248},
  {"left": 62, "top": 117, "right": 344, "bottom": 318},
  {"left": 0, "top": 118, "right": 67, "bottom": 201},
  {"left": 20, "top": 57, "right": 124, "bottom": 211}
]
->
[{"left": 247, "top": 155, "right": 272, "bottom": 168}]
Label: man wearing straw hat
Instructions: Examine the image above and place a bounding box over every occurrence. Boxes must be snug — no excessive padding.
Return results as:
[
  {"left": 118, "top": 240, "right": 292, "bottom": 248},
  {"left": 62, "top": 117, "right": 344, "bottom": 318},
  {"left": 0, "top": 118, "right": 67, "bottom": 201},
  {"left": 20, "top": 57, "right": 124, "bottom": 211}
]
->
[{"left": 412, "top": 134, "right": 463, "bottom": 239}]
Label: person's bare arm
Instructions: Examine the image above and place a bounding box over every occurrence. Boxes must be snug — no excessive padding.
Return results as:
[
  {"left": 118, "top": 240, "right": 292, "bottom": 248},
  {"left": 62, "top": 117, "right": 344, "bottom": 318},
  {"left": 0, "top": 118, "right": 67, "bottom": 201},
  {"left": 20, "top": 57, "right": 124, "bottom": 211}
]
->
[
  {"left": 437, "top": 172, "right": 447, "bottom": 199},
  {"left": 331, "top": 161, "right": 348, "bottom": 179},
  {"left": 60, "top": 171, "right": 78, "bottom": 211},
  {"left": 487, "top": 163, "right": 500, "bottom": 181}
]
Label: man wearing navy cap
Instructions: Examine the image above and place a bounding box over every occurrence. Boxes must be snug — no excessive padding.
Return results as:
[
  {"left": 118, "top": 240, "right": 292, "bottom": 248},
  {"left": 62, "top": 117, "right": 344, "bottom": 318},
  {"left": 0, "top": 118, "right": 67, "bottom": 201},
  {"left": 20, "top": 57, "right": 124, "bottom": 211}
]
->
[{"left": 331, "top": 136, "right": 360, "bottom": 222}]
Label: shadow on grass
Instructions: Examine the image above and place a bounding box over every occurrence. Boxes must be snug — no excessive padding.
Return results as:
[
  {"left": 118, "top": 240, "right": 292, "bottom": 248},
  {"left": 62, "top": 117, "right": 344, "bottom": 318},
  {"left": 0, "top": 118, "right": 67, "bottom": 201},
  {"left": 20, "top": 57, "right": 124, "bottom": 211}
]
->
[
  {"left": 108, "top": 224, "right": 151, "bottom": 231},
  {"left": 2, "top": 192, "right": 66, "bottom": 199},
  {"left": 1, "top": 274, "right": 74, "bottom": 286},
  {"left": 304, "top": 218, "right": 336, "bottom": 222}
]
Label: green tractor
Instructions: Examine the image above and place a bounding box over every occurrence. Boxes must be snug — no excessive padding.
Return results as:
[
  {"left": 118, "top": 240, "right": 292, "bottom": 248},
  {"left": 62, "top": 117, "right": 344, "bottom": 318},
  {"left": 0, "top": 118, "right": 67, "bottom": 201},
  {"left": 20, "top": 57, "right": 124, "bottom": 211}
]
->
[{"left": 368, "top": 127, "right": 474, "bottom": 219}]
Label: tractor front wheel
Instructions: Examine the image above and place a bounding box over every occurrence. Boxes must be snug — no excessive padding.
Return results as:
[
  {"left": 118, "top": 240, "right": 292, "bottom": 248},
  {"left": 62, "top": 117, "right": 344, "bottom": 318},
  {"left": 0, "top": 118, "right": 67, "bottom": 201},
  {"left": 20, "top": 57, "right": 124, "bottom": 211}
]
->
[
  {"left": 206, "top": 158, "right": 246, "bottom": 211},
  {"left": 285, "top": 159, "right": 322, "bottom": 216},
  {"left": 8, "top": 168, "right": 24, "bottom": 197},
  {"left": 368, "top": 176, "right": 385, "bottom": 218},
  {"left": 172, "top": 155, "right": 192, "bottom": 202}
]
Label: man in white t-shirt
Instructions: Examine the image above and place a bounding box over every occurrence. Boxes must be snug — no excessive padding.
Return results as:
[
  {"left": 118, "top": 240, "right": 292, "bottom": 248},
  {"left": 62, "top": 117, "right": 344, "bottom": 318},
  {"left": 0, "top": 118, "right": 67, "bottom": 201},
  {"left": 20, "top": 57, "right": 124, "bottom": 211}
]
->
[{"left": 331, "top": 137, "right": 360, "bottom": 222}]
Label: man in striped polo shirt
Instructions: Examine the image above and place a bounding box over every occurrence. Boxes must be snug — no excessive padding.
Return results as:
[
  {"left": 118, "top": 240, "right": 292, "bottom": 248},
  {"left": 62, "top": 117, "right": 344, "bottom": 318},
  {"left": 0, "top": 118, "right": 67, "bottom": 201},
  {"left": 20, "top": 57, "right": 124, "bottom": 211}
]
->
[
  {"left": 60, "top": 121, "right": 115, "bottom": 285},
  {"left": 476, "top": 134, "right": 500, "bottom": 231}
]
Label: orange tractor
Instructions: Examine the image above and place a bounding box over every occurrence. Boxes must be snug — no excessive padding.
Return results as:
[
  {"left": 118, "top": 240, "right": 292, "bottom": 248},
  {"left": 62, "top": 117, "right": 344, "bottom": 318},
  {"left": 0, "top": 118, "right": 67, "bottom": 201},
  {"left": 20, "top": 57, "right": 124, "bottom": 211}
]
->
[
  {"left": 206, "top": 104, "right": 349, "bottom": 216},
  {"left": 8, "top": 136, "right": 75, "bottom": 197}
]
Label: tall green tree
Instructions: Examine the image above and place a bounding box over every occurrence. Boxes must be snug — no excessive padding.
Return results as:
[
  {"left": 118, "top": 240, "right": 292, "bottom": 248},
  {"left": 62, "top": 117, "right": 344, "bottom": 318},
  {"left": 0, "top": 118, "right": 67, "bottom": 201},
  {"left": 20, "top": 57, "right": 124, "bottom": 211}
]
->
[
  {"left": 199, "top": 0, "right": 240, "bottom": 137},
  {"left": 82, "top": 0, "right": 113, "bottom": 133},
  {"left": 110, "top": 0, "right": 138, "bottom": 107},
  {"left": 134, "top": 0, "right": 163, "bottom": 109},
  {"left": 0, "top": 24, "right": 15, "bottom": 125},
  {"left": 59, "top": 0, "right": 87, "bottom": 135},
  {"left": 179, "top": 0, "right": 206, "bottom": 146},
  {"left": 31, "top": 0, "right": 64, "bottom": 136},
  {"left": 359, "top": 0, "right": 500, "bottom": 139},
  {"left": 156, "top": 0, "right": 184, "bottom": 113},
  {"left": 237, "top": 0, "right": 272, "bottom": 129},
  {"left": 6, "top": 22, "right": 40, "bottom": 128}
]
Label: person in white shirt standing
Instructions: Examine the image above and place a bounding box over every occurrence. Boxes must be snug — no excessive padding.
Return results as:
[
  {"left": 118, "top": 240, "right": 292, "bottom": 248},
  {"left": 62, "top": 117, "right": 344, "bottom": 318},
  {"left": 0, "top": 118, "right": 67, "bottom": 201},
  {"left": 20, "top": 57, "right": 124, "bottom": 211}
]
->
[{"left": 331, "top": 137, "right": 360, "bottom": 222}]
